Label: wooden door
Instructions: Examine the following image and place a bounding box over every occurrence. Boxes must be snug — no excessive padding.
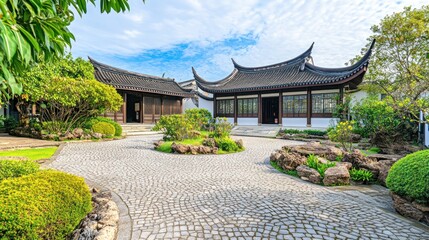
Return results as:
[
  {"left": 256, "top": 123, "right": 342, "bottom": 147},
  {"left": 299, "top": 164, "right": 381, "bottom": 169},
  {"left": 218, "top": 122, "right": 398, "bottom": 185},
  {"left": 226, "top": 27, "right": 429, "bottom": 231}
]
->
[{"left": 143, "top": 97, "right": 154, "bottom": 123}]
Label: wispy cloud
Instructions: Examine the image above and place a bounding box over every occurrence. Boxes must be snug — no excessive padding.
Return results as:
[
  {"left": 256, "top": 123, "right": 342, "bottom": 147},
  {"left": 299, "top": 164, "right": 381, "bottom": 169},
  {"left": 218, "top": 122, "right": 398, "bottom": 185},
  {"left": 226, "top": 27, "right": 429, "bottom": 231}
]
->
[{"left": 69, "top": 0, "right": 427, "bottom": 81}]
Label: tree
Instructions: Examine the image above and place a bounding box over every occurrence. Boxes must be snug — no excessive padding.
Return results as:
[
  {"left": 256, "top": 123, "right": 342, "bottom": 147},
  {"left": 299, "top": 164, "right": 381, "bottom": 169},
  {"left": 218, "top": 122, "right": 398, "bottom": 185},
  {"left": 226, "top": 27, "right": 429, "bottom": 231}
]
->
[
  {"left": 17, "top": 54, "right": 123, "bottom": 132},
  {"left": 352, "top": 5, "right": 429, "bottom": 123},
  {"left": 0, "top": 0, "right": 143, "bottom": 104}
]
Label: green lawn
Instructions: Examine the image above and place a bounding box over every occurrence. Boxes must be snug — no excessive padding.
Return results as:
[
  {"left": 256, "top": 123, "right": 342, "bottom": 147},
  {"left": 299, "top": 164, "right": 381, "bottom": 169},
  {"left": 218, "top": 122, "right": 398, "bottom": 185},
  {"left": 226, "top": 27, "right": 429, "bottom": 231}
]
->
[{"left": 0, "top": 147, "right": 58, "bottom": 161}]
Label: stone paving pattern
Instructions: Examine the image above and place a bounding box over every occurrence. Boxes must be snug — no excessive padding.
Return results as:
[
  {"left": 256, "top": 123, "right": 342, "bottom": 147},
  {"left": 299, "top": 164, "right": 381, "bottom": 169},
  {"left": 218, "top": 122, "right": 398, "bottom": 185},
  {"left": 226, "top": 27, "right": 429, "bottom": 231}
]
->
[{"left": 50, "top": 135, "right": 429, "bottom": 240}]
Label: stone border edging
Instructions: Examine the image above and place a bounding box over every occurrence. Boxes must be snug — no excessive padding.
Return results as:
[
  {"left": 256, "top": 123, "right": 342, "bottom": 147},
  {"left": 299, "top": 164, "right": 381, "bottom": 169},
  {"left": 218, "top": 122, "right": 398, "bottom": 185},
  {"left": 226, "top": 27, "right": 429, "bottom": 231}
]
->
[
  {"left": 46, "top": 143, "right": 133, "bottom": 240},
  {"left": 264, "top": 156, "right": 429, "bottom": 232}
]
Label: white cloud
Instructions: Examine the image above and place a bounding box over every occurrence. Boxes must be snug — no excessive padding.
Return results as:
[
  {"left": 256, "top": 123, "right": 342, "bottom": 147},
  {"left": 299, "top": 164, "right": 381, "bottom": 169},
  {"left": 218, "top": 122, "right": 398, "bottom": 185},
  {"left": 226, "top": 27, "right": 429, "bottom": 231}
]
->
[{"left": 69, "top": 0, "right": 427, "bottom": 80}]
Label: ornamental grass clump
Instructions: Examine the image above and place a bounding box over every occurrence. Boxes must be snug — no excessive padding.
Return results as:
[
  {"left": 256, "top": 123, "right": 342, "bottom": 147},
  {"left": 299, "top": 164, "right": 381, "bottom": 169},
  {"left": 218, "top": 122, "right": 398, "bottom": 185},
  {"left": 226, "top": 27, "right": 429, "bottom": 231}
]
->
[
  {"left": 386, "top": 150, "right": 429, "bottom": 202},
  {"left": 0, "top": 170, "right": 92, "bottom": 239},
  {"left": 306, "top": 154, "right": 336, "bottom": 177},
  {"left": 350, "top": 168, "right": 374, "bottom": 183}
]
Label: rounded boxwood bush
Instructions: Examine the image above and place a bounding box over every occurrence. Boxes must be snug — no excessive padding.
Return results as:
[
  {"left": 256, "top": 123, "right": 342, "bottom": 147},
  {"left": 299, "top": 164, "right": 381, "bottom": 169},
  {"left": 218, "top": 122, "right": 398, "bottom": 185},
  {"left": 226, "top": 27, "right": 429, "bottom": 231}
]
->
[
  {"left": 0, "top": 170, "right": 92, "bottom": 239},
  {"left": 0, "top": 160, "right": 39, "bottom": 181},
  {"left": 92, "top": 122, "right": 116, "bottom": 136},
  {"left": 84, "top": 117, "right": 122, "bottom": 136},
  {"left": 386, "top": 150, "right": 429, "bottom": 201}
]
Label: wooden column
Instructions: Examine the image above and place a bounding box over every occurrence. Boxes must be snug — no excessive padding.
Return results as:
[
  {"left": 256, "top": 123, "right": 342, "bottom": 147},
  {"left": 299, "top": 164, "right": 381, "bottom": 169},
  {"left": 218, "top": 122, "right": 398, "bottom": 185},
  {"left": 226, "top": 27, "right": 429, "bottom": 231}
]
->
[
  {"left": 279, "top": 92, "right": 283, "bottom": 125},
  {"left": 161, "top": 97, "right": 164, "bottom": 116},
  {"left": 140, "top": 95, "right": 144, "bottom": 123},
  {"left": 258, "top": 93, "right": 262, "bottom": 125},
  {"left": 180, "top": 98, "right": 183, "bottom": 114},
  {"left": 234, "top": 95, "right": 238, "bottom": 125},
  {"left": 307, "top": 89, "right": 311, "bottom": 127},
  {"left": 123, "top": 93, "right": 127, "bottom": 124},
  {"left": 339, "top": 85, "right": 344, "bottom": 104},
  {"left": 213, "top": 95, "right": 217, "bottom": 118}
]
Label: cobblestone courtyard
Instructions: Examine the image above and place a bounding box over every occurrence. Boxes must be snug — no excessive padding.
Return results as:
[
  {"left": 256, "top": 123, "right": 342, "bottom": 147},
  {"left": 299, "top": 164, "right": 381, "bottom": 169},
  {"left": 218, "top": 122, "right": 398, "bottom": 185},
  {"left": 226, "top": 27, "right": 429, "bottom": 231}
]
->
[{"left": 50, "top": 135, "right": 429, "bottom": 240}]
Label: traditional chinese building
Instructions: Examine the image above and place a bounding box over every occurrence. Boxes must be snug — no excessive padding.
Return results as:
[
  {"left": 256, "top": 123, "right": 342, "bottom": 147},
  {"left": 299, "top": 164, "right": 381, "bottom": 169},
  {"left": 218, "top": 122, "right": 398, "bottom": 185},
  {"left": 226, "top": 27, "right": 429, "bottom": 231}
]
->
[
  {"left": 90, "top": 58, "right": 193, "bottom": 124},
  {"left": 193, "top": 40, "right": 375, "bottom": 128}
]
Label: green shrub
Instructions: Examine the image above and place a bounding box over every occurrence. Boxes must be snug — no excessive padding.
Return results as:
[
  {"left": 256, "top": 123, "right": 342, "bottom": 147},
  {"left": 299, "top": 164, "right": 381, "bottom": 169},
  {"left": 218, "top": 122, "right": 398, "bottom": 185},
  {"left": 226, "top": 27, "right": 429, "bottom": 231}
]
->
[
  {"left": 92, "top": 122, "right": 115, "bottom": 136},
  {"left": 0, "top": 170, "right": 92, "bottom": 239},
  {"left": 42, "top": 121, "right": 66, "bottom": 133},
  {"left": 153, "top": 114, "right": 193, "bottom": 141},
  {"left": 185, "top": 108, "right": 212, "bottom": 131},
  {"left": 386, "top": 150, "right": 429, "bottom": 201},
  {"left": 368, "top": 147, "right": 381, "bottom": 153},
  {"left": 328, "top": 121, "right": 354, "bottom": 152},
  {"left": 215, "top": 137, "right": 239, "bottom": 152},
  {"left": 0, "top": 160, "right": 39, "bottom": 181},
  {"left": 211, "top": 117, "right": 233, "bottom": 138},
  {"left": 302, "top": 129, "right": 327, "bottom": 136},
  {"left": 306, "top": 154, "right": 336, "bottom": 177},
  {"left": 350, "top": 168, "right": 374, "bottom": 182},
  {"left": 4, "top": 117, "right": 18, "bottom": 132},
  {"left": 83, "top": 117, "right": 122, "bottom": 136},
  {"left": 282, "top": 129, "right": 301, "bottom": 134},
  {"left": 0, "top": 116, "right": 5, "bottom": 128}
]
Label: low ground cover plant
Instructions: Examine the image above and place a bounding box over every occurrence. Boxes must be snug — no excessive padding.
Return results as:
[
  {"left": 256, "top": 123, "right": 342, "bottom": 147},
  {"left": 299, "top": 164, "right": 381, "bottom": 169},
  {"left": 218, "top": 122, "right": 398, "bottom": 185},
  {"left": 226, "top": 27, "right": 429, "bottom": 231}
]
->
[
  {"left": 281, "top": 129, "right": 327, "bottom": 136},
  {"left": 386, "top": 150, "right": 429, "bottom": 202},
  {"left": 0, "top": 160, "right": 39, "bottom": 181},
  {"left": 0, "top": 170, "right": 92, "bottom": 239},
  {"left": 350, "top": 168, "right": 374, "bottom": 183},
  {"left": 306, "top": 154, "right": 336, "bottom": 177}
]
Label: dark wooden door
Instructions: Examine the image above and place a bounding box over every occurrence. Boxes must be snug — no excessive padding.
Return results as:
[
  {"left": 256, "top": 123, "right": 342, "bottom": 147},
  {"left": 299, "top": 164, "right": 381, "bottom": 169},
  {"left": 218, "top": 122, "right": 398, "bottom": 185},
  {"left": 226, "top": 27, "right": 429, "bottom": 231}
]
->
[
  {"left": 262, "top": 97, "right": 279, "bottom": 124},
  {"left": 143, "top": 97, "right": 154, "bottom": 123}
]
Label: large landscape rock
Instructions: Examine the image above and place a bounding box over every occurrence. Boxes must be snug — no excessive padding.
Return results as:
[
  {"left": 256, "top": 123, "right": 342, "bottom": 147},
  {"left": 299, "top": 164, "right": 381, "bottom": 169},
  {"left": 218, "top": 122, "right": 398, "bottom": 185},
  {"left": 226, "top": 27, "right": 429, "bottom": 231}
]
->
[
  {"left": 296, "top": 165, "right": 321, "bottom": 184},
  {"left": 391, "top": 193, "right": 429, "bottom": 225},
  {"left": 342, "top": 149, "right": 382, "bottom": 178},
  {"left": 171, "top": 143, "right": 190, "bottom": 154},
  {"left": 283, "top": 142, "right": 343, "bottom": 161},
  {"left": 270, "top": 150, "right": 307, "bottom": 170},
  {"left": 377, "top": 160, "right": 396, "bottom": 186},
  {"left": 323, "top": 165, "right": 350, "bottom": 186},
  {"left": 171, "top": 143, "right": 218, "bottom": 154}
]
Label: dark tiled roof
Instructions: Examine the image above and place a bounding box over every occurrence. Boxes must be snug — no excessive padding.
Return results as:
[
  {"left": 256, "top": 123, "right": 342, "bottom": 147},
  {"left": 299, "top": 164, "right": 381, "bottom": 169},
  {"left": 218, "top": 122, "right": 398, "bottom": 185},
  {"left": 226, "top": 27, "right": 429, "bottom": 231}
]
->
[
  {"left": 89, "top": 58, "right": 193, "bottom": 97},
  {"left": 193, "top": 40, "right": 375, "bottom": 93}
]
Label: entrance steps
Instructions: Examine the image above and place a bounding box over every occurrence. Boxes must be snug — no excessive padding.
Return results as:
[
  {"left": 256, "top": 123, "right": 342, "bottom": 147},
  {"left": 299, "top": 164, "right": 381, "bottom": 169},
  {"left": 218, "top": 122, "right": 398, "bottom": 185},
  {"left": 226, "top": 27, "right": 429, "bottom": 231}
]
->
[
  {"left": 231, "top": 125, "right": 281, "bottom": 138},
  {"left": 120, "top": 124, "right": 160, "bottom": 136}
]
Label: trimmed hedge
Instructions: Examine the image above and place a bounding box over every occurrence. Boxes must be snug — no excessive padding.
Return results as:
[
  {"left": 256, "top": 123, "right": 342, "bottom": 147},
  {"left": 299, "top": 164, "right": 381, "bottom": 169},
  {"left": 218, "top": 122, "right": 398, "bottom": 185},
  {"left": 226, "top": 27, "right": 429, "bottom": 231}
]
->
[
  {"left": 92, "top": 122, "right": 115, "bottom": 136},
  {"left": 386, "top": 150, "right": 429, "bottom": 201},
  {"left": 0, "top": 170, "right": 92, "bottom": 239},
  {"left": 83, "top": 117, "right": 122, "bottom": 136},
  {"left": 0, "top": 160, "right": 39, "bottom": 181}
]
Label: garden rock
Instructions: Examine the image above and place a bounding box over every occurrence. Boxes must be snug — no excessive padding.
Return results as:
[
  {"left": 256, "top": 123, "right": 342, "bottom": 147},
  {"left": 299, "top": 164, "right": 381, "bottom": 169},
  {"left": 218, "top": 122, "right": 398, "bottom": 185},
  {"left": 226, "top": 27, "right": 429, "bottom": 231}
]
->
[
  {"left": 377, "top": 160, "right": 396, "bottom": 187},
  {"left": 171, "top": 143, "right": 190, "bottom": 154},
  {"left": 323, "top": 165, "right": 350, "bottom": 186},
  {"left": 91, "top": 133, "right": 103, "bottom": 139},
  {"left": 350, "top": 133, "right": 362, "bottom": 143},
  {"left": 71, "top": 189, "right": 119, "bottom": 240},
  {"left": 202, "top": 138, "right": 216, "bottom": 148},
  {"left": 336, "top": 162, "right": 352, "bottom": 170},
  {"left": 391, "top": 193, "right": 429, "bottom": 225},
  {"left": 279, "top": 152, "right": 307, "bottom": 171},
  {"left": 342, "top": 149, "right": 378, "bottom": 173},
  {"left": 153, "top": 140, "right": 164, "bottom": 148},
  {"left": 283, "top": 142, "right": 343, "bottom": 161},
  {"left": 73, "top": 128, "right": 84, "bottom": 138},
  {"left": 296, "top": 165, "right": 321, "bottom": 184},
  {"left": 235, "top": 139, "right": 244, "bottom": 149},
  {"left": 171, "top": 143, "right": 218, "bottom": 154}
]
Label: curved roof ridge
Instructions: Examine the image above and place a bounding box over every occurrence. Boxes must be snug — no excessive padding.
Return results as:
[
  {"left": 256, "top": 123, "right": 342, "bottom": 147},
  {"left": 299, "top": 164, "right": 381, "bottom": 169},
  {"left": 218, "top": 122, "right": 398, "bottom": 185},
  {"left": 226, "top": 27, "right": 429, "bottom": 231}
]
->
[
  {"left": 305, "top": 39, "right": 375, "bottom": 73},
  {"left": 231, "top": 42, "right": 314, "bottom": 71},
  {"left": 88, "top": 57, "right": 175, "bottom": 82},
  {"left": 192, "top": 67, "right": 238, "bottom": 85}
]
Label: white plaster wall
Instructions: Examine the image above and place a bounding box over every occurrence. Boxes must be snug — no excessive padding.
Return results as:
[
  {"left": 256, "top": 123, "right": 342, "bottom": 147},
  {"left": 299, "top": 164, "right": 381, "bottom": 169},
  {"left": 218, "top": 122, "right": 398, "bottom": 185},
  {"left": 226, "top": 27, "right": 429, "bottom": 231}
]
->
[
  {"left": 198, "top": 97, "right": 214, "bottom": 116},
  {"left": 237, "top": 118, "right": 258, "bottom": 126},
  {"left": 311, "top": 118, "right": 339, "bottom": 128},
  {"left": 282, "top": 118, "right": 307, "bottom": 127},
  {"left": 349, "top": 90, "right": 368, "bottom": 107},
  {"left": 183, "top": 98, "right": 197, "bottom": 112},
  {"left": 226, "top": 118, "right": 234, "bottom": 125}
]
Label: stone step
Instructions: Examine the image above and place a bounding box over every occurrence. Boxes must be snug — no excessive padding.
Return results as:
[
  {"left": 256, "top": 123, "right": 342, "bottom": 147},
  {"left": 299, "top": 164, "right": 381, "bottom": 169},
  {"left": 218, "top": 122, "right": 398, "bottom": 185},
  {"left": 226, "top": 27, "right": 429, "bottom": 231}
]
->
[
  {"left": 120, "top": 124, "right": 158, "bottom": 136},
  {"left": 231, "top": 126, "right": 281, "bottom": 138}
]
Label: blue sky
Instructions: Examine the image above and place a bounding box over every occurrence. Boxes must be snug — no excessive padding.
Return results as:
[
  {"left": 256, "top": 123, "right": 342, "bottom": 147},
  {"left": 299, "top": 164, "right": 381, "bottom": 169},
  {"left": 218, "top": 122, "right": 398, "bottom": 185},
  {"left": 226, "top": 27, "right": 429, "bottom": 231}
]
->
[{"left": 69, "top": 0, "right": 426, "bottom": 82}]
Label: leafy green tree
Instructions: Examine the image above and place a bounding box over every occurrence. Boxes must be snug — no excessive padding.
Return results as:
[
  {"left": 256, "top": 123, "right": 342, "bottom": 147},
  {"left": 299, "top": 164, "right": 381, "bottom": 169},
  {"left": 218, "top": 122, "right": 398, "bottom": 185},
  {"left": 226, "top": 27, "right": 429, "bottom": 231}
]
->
[
  {"left": 0, "top": 0, "right": 143, "bottom": 104},
  {"left": 351, "top": 5, "right": 429, "bottom": 122},
  {"left": 17, "top": 54, "right": 123, "bottom": 132}
]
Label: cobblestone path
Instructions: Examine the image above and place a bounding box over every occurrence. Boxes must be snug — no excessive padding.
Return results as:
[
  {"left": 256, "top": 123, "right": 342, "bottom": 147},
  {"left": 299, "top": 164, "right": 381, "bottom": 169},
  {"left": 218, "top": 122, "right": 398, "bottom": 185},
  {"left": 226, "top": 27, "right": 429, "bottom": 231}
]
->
[{"left": 50, "top": 135, "right": 429, "bottom": 240}]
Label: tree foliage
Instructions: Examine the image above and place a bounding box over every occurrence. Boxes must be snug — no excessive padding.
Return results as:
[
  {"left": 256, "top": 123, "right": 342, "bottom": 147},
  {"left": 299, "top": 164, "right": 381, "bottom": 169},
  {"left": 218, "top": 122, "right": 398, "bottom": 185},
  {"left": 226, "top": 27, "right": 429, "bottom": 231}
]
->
[
  {"left": 352, "top": 5, "right": 429, "bottom": 122},
  {"left": 0, "top": 0, "right": 142, "bottom": 104},
  {"left": 17, "top": 54, "right": 123, "bottom": 132}
]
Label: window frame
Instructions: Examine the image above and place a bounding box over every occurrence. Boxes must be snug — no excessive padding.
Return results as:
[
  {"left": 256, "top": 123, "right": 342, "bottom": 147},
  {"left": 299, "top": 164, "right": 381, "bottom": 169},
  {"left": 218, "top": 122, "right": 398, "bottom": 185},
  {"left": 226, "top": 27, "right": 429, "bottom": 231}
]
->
[
  {"left": 311, "top": 93, "right": 338, "bottom": 118},
  {"left": 216, "top": 99, "right": 235, "bottom": 117},
  {"left": 282, "top": 94, "right": 307, "bottom": 118},
  {"left": 237, "top": 98, "right": 258, "bottom": 118}
]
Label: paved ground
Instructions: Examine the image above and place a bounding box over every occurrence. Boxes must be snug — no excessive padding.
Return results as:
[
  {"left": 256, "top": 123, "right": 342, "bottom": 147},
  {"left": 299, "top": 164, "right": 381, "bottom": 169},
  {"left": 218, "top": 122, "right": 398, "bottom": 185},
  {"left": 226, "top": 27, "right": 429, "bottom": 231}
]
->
[
  {"left": 50, "top": 135, "right": 429, "bottom": 240},
  {"left": 0, "top": 133, "right": 60, "bottom": 150},
  {"left": 231, "top": 126, "right": 281, "bottom": 138}
]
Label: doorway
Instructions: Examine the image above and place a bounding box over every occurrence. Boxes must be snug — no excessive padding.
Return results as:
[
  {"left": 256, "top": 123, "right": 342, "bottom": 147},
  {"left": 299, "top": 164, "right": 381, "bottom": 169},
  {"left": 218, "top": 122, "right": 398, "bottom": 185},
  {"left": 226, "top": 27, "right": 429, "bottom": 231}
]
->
[
  {"left": 126, "top": 94, "right": 141, "bottom": 123},
  {"left": 262, "top": 97, "right": 279, "bottom": 124}
]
